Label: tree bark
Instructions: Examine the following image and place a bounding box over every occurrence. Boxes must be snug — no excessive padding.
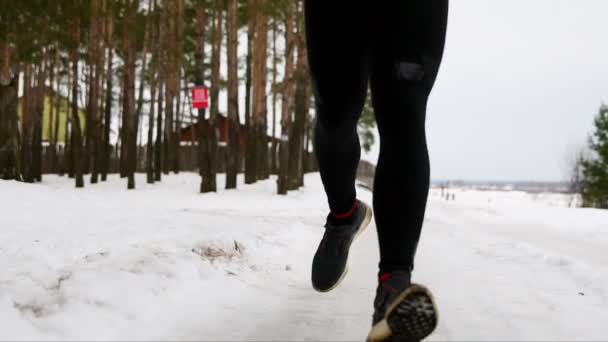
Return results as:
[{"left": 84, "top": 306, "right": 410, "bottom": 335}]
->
[
  {"left": 154, "top": 3, "right": 164, "bottom": 182},
  {"left": 173, "top": 71, "right": 182, "bottom": 175},
  {"left": 88, "top": 0, "right": 102, "bottom": 183},
  {"left": 135, "top": 5, "right": 152, "bottom": 181},
  {"left": 288, "top": 9, "right": 309, "bottom": 190},
  {"left": 47, "top": 49, "right": 57, "bottom": 174},
  {"left": 146, "top": 0, "right": 158, "bottom": 184},
  {"left": 271, "top": 17, "right": 278, "bottom": 175},
  {"left": 244, "top": 5, "right": 256, "bottom": 184},
  {"left": 174, "top": 0, "right": 186, "bottom": 174},
  {"left": 205, "top": 0, "right": 222, "bottom": 192},
  {"left": 155, "top": 81, "right": 163, "bottom": 182},
  {"left": 101, "top": 9, "right": 113, "bottom": 181},
  {"left": 163, "top": 82, "right": 174, "bottom": 175},
  {"left": 246, "top": 0, "right": 268, "bottom": 183},
  {"left": 53, "top": 49, "right": 63, "bottom": 175},
  {"left": 119, "top": 68, "right": 127, "bottom": 178},
  {"left": 20, "top": 64, "right": 32, "bottom": 183},
  {"left": 123, "top": 0, "right": 138, "bottom": 189},
  {"left": 277, "top": 1, "right": 295, "bottom": 194},
  {"left": 162, "top": 2, "right": 174, "bottom": 176},
  {"left": 32, "top": 60, "right": 46, "bottom": 182},
  {"left": 71, "top": 21, "right": 85, "bottom": 188},
  {"left": 66, "top": 59, "right": 73, "bottom": 178},
  {"left": 0, "top": 43, "right": 19, "bottom": 180},
  {"left": 253, "top": 0, "right": 268, "bottom": 181},
  {"left": 94, "top": 2, "right": 107, "bottom": 181},
  {"left": 194, "top": 0, "right": 210, "bottom": 192},
  {"left": 225, "top": 0, "right": 239, "bottom": 189}
]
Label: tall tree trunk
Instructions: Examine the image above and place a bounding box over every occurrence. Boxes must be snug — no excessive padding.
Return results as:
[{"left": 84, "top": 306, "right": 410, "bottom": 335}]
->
[
  {"left": 48, "top": 49, "right": 57, "bottom": 174},
  {"left": 146, "top": 0, "right": 158, "bottom": 184},
  {"left": 155, "top": 81, "right": 163, "bottom": 181},
  {"left": 244, "top": 6, "right": 256, "bottom": 184},
  {"left": 115, "top": 90, "right": 122, "bottom": 172},
  {"left": 146, "top": 79, "right": 156, "bottom": 184},
  {"left": 85, "top": 64, "right": 93, "bottom": 174},
  {"left": 162, "top": 3, "right": 174, "bottom": 176},
  {"left": 270, "top": 17, "right": 278, "bottom": 175},
  {"left": 173, "top": 0, "right": 185, "bottom": 175},
  {"left": 66, "top": 59, "right": 73, "bottom": 178},
  {"left": 71, "top": 21, "right": 85, "bottom": 188},
  {"left": 53, "top": 50, "right": 63, "bottom": 175},
  {"left": 205, "top": 0, "right": 222, "bottom": 192},
  {"left": 195, "top": 0, "right": 211, "bottom": 192},
  {"left": 89, "top": 0, "right": 102, "bottom": 183},
  {"left": 86, "top": 0, "right": 97, "bottom": 177},
  {"left": 288, "top": 10, "right": 309, "bottom": 190},
  {"left": 163, "top": 0, "right": 180, "bottom": 176},
  {"left": 101, "top": 7, "right": 113, "bottom": 181},
  {"left": 123, "top": 0, "right": 138, "bottom": 189},
  {"left": 136, "top": 6, "right": 152, "bottom": 179},
  {"left": 252, "top": 0, "right": 268, "bottom": 181},
  {"left": 20, "top": 63, "right": 34, "bottom": 183},
  {"left": 32, "top": 60, "right": 45, "bottom": 182},
  {"left": 163, "top": 80, "right": 173, "bottom": 175},
  {"left": 21, "top": 64, "right": 33, "bottom": 183},
  {"left": 94, "top": 2, "right": 107, "bottom": 182},
  {"left": 173, "top": 69, "right": 182, "bottom": 174},
  {"left": 0, "top": 43, "right": 20, "bottom": 180},
  {"left": 154, "top": 2, "right": 164, "bottom": 182},
  {"left": 277, "top": 0, "right": 295, "bottom": 194},
  {"left": 119, "top": 73, "right": 127, "bottom": 177},
  {"left": 225, "top": 0, "right": 239, "bottom": 189}
]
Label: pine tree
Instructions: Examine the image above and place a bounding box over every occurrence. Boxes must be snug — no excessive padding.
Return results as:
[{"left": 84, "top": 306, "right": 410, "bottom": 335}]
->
[
  {"left": 146, "top": 0, "right": 158, "bottom": 185},
  {"left": 122, "top": 0, "right": 138, "bottom": 189},
  {"left": 287, "top": 1, "right": 308, "bottom": 190},
  {"left": 252, "top": 0, "right": 269, "bottom": 181},
  {"left": 101, "top": 2, "right": 114, "bottom": 182},
  {"left": 581, "top": 104, "right": 608, "bottom": 208},
  {"left": 244, "top": 0, "right": 257, "bottom": 185},
  {"left": 277, "top": 0, "right": 295, "bottom": 194},
  {"left": 70, "top": 10, "right": 85, "bottom": 188},
  {"left": 225, "top": 0, "right": 239, "bottom": 189},
  {"left": 0, "top": 45, "right": 19, "bottom": 180},
  {"left": 206, "top": 0, "right": 222, "bottom": 191},
  {"left": 195, "top": 0, "right": 210, "bottom": 192}
]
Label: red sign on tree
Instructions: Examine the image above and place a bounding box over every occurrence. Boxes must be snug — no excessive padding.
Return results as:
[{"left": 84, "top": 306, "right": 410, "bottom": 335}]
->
[{"left": 192, "top": 86, "right": 209, "bottom": 109}]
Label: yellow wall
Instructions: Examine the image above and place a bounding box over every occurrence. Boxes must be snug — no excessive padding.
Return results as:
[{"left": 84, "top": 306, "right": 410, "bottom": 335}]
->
[{"left": 18, "top": 92, "right": 86, "bottom": 144}]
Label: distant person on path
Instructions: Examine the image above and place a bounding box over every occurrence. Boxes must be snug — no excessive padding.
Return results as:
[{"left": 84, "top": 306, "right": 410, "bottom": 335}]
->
[{"left": 305, "top": 2, "right": 448, "bottom": 341}]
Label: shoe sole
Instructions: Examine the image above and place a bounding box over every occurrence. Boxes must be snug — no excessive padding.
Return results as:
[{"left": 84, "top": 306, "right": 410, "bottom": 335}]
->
[
  {"left": 366, "top": 284, "right": 438, "bottom": 342},
  {"left": 313, "top": 203, "right": 373, "bottom": 293}
]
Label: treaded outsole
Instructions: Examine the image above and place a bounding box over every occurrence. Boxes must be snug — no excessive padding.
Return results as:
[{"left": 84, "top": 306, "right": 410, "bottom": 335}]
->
[{"left": 367, "top": 284, "right": 438, "bottom": 342}]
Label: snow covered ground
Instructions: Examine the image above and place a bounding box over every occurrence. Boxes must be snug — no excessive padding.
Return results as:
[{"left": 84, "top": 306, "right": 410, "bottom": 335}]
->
[{"left": 1, "top": 173, "right": 607, "bottom": 341}]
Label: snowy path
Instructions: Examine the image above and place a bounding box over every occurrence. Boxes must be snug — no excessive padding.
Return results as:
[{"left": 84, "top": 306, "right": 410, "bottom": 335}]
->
[{"left": 1, "top": 174, "right": 607, "bottom": 341}]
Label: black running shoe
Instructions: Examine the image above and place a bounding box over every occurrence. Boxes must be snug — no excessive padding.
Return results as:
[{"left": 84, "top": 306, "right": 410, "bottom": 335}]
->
[
  {"left": 367, "top": 271, "right": 438, "bottom": 342},
  {"left": 311, "top": 199, "right": 373, "bottom": 292}
]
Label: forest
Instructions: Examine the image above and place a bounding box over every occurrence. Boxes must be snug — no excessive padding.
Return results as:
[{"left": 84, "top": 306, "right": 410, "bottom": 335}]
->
[{"left": 0, "top": 0, "right": 376, "bottom": 193}]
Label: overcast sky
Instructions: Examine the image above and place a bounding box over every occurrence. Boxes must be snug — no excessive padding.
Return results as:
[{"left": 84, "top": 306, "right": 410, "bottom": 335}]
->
[{"left": 362, "top": 0, "right": 608, "bottom": 182}]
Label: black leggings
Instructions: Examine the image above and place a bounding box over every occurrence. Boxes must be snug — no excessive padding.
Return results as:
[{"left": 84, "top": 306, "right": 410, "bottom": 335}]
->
[{"left": 305, "top": 1, "right": 448, "bottom": 274}]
